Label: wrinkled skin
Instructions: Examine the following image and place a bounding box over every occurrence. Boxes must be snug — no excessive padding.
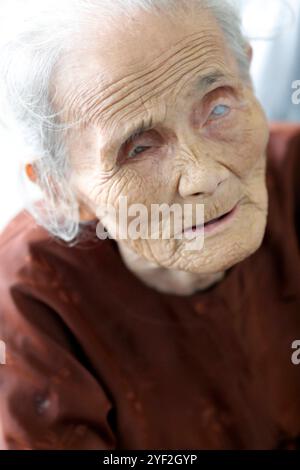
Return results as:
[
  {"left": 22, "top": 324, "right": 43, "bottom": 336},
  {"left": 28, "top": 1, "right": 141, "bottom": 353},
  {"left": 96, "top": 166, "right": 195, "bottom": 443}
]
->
[{"left": 52, "top": 6, "right": 269, "bottom": 294}]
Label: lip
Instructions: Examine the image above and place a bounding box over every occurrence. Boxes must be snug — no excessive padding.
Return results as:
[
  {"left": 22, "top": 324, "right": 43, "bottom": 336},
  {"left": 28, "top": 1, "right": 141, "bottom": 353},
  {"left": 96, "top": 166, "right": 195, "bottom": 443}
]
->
[{"left": 183, "top": 201, "right": 241, "bottom": 237}]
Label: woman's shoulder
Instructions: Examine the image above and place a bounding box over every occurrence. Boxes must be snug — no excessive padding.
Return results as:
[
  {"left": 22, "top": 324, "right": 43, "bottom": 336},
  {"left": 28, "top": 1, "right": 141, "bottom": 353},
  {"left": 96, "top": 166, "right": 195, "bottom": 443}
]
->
[
  {"left": 261, "top": 123, "right": 300, "bottom": 299},
  {"left": 266, "top": 123, "right": 300, "bottom": 243},
  {"left": 0, "top": 210, "right": 49, "bottom": 280},
  {"left": 0, "top": 209, "right": 117, "bottom": 292},
  {"left": 0, "top": 209, "right": 45, "bottom": 251}
]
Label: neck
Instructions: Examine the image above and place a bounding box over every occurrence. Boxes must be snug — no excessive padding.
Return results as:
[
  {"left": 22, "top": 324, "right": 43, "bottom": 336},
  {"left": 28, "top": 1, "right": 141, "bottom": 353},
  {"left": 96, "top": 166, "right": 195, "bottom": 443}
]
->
[{"left": 117, "top": 241, "right": 226, "bottom": 296}]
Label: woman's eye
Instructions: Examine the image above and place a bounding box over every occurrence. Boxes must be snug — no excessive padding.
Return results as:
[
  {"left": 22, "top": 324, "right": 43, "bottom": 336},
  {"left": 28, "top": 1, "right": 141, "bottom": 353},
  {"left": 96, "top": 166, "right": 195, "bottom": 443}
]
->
[
  {"left": 128, "top": 145, "right": 150, "bottom": 158},
  {"left": 208, "top": 104, "right": 230, "bottom": 120}
]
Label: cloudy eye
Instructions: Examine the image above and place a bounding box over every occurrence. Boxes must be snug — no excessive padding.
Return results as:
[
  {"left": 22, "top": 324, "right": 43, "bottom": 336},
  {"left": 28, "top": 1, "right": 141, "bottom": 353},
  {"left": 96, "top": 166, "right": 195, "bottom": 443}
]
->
[
  {"left": 128, "top": 145, "right": 150, "bottom": 159},
  {"left": 209, "top": 104, "right": 230, "bottom": 119}
]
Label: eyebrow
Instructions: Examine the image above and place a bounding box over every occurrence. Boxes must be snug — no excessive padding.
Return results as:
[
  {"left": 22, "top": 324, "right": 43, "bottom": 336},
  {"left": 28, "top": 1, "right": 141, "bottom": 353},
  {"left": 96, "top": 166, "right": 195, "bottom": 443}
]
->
[
  {"left": 102, "top": 69, "right": 229, "bottom": 151},
  {"left": 196, "top": 70, "right": 228, "bottom": 91}
]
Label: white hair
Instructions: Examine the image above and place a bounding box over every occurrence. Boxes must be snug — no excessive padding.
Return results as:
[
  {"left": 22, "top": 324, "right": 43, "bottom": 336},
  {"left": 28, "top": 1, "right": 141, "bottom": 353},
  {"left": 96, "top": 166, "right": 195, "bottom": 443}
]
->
[{"left": 0, "top": 0, "right": 251, "bottom": 243}]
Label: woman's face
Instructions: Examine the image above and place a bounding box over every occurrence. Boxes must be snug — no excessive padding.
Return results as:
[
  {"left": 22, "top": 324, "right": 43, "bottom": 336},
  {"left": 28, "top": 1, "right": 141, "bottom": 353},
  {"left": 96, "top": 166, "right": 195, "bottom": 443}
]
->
[{"left": 60, "top": 6, "right": 269, "bottom": 274}]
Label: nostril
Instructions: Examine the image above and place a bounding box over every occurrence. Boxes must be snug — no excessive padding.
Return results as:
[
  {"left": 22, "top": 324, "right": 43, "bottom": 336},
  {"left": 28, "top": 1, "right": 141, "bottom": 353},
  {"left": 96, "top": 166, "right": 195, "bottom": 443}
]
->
[{"left": 192, "top": 179, "right": 225, "bottom": 197}]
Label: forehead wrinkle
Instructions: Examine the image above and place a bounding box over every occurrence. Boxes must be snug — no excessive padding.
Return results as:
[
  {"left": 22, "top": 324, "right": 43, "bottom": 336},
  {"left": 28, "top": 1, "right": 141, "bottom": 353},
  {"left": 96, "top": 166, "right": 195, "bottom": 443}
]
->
[
  {"left": 92, "top": 44, "right": 221, "bottom": 125},
  {"left": 105, "top": 61, "right": 226, "bottom": 139},
  {"left": 66, "top": 30, "right": 226, "bottom": 126},
  {"left": 62, "top": 33, "right": 208, "bottom": 124},
  {"left": 67, "top": 32, "right": 211, "bottom": 107},
  {"left": 89, "top": 42, "right": 224, "bottom": 126},
  {"left": 59, "top": 74, "right": 107, "bottom": 127},
  {"left": 120, "top": 52, "right": 229, "bottom": 114},
  {"left": 94, "top": 35, "right": 214, "bottom": 108}
]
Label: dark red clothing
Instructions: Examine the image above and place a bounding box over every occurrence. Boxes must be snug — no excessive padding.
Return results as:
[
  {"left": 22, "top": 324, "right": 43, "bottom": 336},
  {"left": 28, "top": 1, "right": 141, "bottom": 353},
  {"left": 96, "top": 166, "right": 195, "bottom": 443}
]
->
[{"left": 0, "top": 125, "right": 300, "bottom": 450}]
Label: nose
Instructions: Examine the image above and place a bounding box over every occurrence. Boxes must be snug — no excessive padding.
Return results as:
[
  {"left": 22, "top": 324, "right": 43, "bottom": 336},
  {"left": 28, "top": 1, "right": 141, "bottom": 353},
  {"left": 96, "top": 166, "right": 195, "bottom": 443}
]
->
[{"left": 178, "top": 163, "right": 229, "bottom": 199}]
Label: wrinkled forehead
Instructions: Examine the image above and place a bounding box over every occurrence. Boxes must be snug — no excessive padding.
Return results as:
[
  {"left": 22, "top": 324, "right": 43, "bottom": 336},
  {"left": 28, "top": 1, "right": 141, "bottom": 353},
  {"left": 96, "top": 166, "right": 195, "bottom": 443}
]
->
[{"left": 55, "top": 6, "right": 239, "bottom": 130}]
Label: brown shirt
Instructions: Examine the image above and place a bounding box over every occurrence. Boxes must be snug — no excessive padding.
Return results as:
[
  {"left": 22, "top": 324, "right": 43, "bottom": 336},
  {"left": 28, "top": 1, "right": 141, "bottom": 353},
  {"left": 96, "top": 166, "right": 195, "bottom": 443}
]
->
[{"left": 0, "top": 125, "right": 300, "bottom": 450}]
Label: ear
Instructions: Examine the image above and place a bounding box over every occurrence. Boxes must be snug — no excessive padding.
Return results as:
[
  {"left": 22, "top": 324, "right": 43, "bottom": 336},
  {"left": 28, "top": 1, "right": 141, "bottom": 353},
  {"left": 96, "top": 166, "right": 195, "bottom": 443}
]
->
[
  {"left": 25, "top": 162, "right": 38, "bottom": 183},
  {"left": 26, "top": 161, "right": 97, "bottom": 222}
]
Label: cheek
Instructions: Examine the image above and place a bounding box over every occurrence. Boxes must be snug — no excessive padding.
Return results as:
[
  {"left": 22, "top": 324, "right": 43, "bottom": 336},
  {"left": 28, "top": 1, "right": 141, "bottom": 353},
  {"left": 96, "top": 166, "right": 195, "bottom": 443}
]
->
[
  {"left": 217, "top": 101, "right": 269, "bottom": 178},
  {"left": 94, "top": 166, "right": 160, "bottom": 213},
  {"left": 106, "top": 159, "right": 178, "bottom": 210}
]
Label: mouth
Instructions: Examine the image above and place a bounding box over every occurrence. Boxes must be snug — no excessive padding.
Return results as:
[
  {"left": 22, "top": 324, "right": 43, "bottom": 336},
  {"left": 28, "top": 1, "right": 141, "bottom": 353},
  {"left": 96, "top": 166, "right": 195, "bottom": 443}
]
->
[{"left": 183, "top": 201, "right": 240, "bottom": 237}]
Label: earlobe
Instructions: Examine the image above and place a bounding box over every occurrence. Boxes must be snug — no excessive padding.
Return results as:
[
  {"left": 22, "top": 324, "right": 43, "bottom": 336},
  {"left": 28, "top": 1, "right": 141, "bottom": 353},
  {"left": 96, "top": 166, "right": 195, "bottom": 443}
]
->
[{"left": 25, "top": 163, "right": 37, "bottom": 183}]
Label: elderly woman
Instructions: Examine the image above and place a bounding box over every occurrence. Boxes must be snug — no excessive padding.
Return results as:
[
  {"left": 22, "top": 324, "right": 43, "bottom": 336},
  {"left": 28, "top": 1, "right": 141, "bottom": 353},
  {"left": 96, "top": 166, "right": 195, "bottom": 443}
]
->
[{"left": 0, "top": 0, "right": 300, "bottom": 450}]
